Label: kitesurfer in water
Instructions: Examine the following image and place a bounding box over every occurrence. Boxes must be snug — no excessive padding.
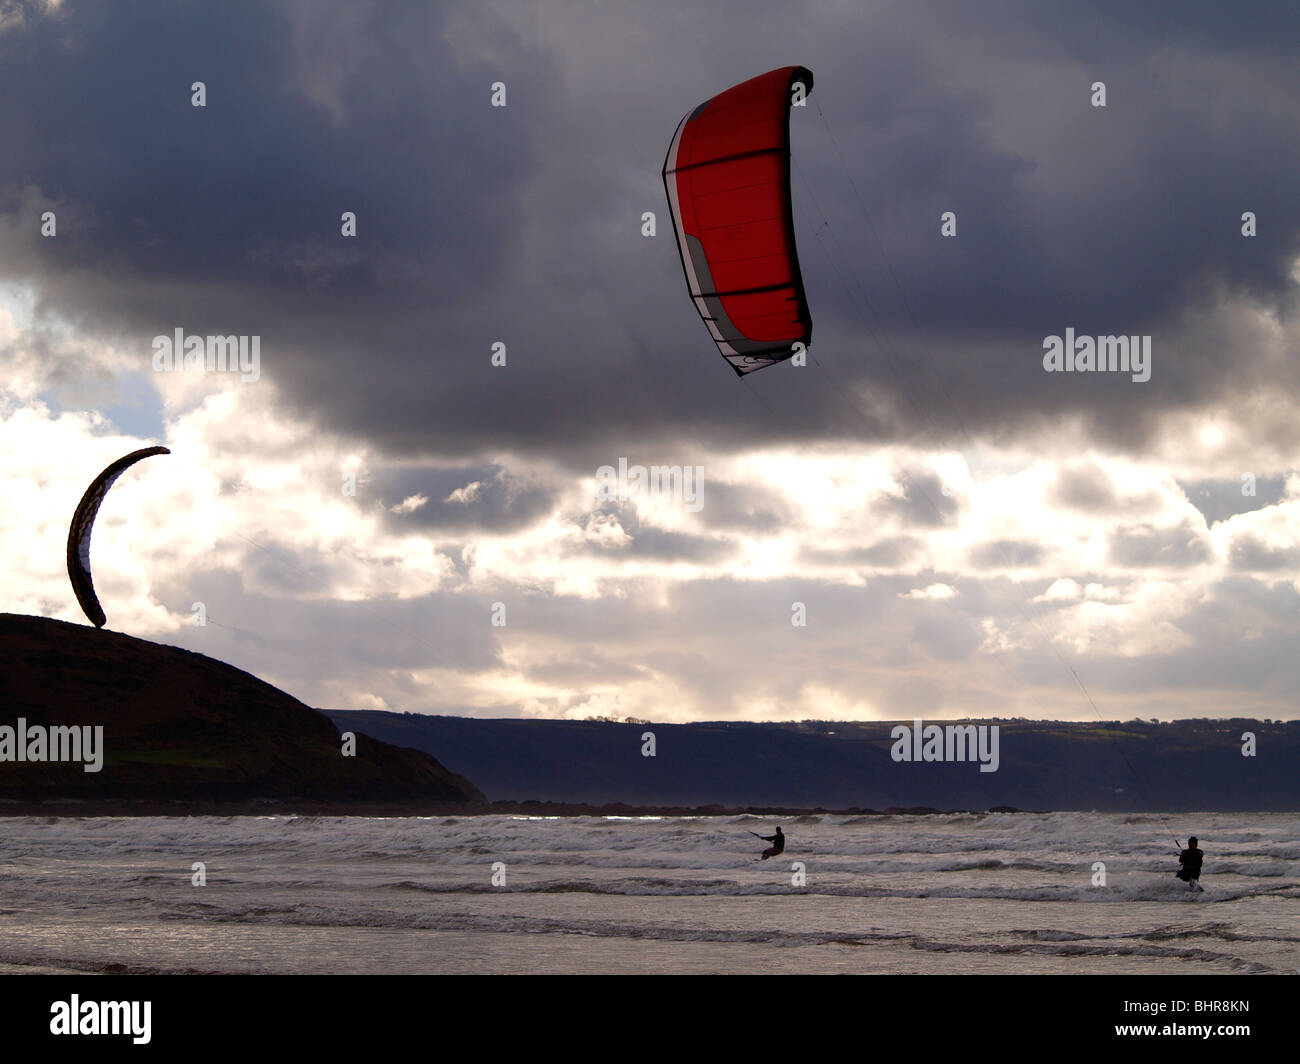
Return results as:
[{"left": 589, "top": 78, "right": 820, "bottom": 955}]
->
[
  {"left": 759, "top": 826, "right": 785, "bottom": 860},
  {"left": 1176, "top": 836, "right": 1204, "bottom": 891}
]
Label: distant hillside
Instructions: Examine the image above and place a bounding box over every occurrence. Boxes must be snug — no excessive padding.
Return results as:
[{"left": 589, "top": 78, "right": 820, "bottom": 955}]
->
[
  {"left": 0, "top": 614, "right": 482, "bottom": 811},
  {"left": 323, "top": 711, "right": 1300, "bottom": 812}
]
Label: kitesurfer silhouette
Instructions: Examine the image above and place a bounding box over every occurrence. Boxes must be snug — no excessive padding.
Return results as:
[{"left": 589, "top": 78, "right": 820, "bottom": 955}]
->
[
  {"left": 1176, "top": 836, "right": 1204, "bottom": 891},
  {"left": 759, "top": 826, "right": 785, "bottom": 860}
]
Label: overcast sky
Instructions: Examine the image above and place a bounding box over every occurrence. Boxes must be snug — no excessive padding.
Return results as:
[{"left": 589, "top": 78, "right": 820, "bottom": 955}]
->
[{"left": 4, "top": 0, "right": 1300, "bottom": 722}]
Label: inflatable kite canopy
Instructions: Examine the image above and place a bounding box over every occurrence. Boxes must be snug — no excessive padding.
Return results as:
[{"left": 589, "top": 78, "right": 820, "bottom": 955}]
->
[
  {"left": 66, "top": 446, "right": 170, "bottom": 628},
  {"left": 663, "top": 66, "right": 814, "bottom": 376}
]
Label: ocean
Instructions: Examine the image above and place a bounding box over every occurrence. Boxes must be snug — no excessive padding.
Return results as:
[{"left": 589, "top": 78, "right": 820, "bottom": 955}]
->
[{"left": 1, "top": 811, "right": 1296, "bottom": 975}]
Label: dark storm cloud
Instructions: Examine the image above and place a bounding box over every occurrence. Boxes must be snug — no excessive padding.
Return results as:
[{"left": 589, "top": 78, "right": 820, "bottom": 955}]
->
[
  {"left": 5, "top": 0, "right": 1300, "bottom": 460},
  {"left": 0, "top": 0, "right": 538, "bottom": 297},
  {"left": 1107, "top": 520, "right": 1213, "bottom": 568},
  {"left": 775, "top": 0, "right": 1300, "bottom": 450},
  {"left": 909, "top": 0, "right": 1300, "bottom": 325},
  {"left": 950, "top": 1, "right": 1300, "bottom": 63}
]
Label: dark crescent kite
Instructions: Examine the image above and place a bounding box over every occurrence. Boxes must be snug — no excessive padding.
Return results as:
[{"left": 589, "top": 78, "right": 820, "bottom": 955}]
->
[{"left": 66, "top": 446, "right": 170, "bottom": 628}]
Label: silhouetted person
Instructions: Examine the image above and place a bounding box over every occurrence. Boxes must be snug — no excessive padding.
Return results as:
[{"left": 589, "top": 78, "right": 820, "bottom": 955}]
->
[
  {"left": 1177, "top": 836, "right": 1204, "bottom": 891},
  {"left": 760, "top": 826, "right": 785, "bottom": 860}
]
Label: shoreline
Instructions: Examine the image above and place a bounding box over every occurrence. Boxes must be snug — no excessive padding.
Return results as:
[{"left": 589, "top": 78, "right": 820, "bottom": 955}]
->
[{"left": 0, "top": 799, "right": 1035, "bottom": 818}]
